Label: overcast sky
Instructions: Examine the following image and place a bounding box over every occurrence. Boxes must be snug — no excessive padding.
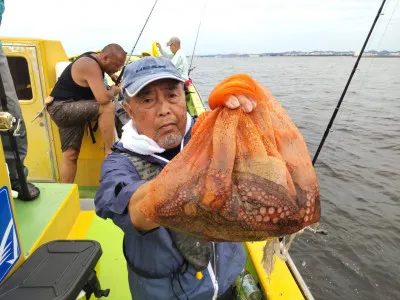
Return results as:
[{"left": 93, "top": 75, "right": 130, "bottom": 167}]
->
[{"left": 1, "top": 0, "right": 399, "bottom": 56}]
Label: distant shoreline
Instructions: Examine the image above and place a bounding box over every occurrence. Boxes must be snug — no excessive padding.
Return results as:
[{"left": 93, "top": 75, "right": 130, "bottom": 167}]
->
[
  {"left": 194, "top": 54, "right": 400, "bottom": 58},
  {"left": 193, "top": 51, "right": 400, "bottom": 58}
]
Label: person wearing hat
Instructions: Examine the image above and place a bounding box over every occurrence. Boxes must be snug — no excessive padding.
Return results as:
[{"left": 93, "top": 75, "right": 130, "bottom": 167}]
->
[
  {"left": 94, "top": 56, "right": 256, "bottom": 300},
  {"left": 156, "top": 36, "right": 189, "bottom": 80}
]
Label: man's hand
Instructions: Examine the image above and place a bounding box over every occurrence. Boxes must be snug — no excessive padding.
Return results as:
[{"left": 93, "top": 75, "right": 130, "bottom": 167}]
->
[
  {"left": 224, "top": 95, "right": 257, "bottom": 113},
  {"left": 156, "top": 42, "right": 161, "bottom": 49},
  {"left": 110, "top": 85, "right": 121, "bottom": 97},
  {"left": 128, "top": 181, "right": 159, "bottom": 231},
  {"left": 110, "top": 74, "right": 119, "bottom": 83}
]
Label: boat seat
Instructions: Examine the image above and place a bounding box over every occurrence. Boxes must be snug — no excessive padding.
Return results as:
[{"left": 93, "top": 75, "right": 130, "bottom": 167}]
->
[{"left": 0, "top": 240, "right": 110, "bottom": 300}]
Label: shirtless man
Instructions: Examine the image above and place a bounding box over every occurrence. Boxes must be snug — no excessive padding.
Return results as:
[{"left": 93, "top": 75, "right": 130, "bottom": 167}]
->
[{"left": 47, "top": 44, "right": 126, "bottom": 183}]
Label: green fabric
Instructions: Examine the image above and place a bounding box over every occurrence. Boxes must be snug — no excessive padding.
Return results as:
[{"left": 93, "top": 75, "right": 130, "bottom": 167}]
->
[{"left": 0, "top": 0, "right": 4, "bottom": 48}]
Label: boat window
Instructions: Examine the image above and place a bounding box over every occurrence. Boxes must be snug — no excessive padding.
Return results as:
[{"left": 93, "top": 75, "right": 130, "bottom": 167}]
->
[{"left": 6, "top": 56, "right": 33, "bottom": 100}]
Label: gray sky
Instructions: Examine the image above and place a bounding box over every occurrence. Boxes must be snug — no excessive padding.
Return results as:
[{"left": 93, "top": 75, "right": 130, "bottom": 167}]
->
[{"left": 1, "top": 0, "right": 399, "bottom": 56}]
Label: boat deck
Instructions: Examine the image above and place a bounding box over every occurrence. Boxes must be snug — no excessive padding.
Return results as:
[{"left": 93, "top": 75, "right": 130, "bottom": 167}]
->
[
  {"left": 14, "top": 183, "right": 75, "bottom": 256},
  {"left": 13, "top": 183, "right": 132, "bottom": 299},
  {"left": 84, "top": 216, "right": 131, "bottom": 299}
]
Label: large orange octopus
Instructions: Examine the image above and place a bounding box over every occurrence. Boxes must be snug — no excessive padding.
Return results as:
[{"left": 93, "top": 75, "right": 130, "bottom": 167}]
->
[{"left": 140, "top": 74, "right": 320, "bottom": 242}]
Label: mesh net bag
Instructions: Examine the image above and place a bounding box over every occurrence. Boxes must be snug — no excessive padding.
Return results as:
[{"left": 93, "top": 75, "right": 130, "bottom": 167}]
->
[{"left": 140, "top": 74, "right": 320, "bottom": 241}]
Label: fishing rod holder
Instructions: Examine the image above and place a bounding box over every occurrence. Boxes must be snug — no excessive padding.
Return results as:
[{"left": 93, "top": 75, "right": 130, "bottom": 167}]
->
[{"left": 0, "top": 111, "right": 22, "bottom": 136}]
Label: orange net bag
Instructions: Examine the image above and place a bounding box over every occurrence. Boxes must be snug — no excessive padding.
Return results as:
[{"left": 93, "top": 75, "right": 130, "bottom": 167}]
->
[{"left": 140, "top": 74, "right": 320, "bottom": 241}]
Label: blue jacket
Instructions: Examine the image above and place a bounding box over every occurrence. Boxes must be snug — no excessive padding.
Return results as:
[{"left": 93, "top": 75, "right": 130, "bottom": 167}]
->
[{"left": 94, "top": 119, "right": 245, "bottom": 300}]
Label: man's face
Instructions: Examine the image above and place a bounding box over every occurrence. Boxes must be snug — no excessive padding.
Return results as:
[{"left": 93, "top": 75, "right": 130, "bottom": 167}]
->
[
  {"left": 103, "top": 53, "right": 126, "bottom": 75},
  {"left": 124, "top": 79, "right": 187, "bottom": 149},
  {"left": 169, "top": 43, "right": 178, "bottom": 54}
]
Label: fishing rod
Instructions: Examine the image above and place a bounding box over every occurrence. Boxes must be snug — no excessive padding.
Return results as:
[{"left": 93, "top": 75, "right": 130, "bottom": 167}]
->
[
  {"left": 115, "top": 0, "right": 159, "bottom": 85},
  {"left": 312, "top": 0, "right": 387, "bottom": 165},
  {"left": 188, "top": 1, "right": 207, "bottom": 76}
]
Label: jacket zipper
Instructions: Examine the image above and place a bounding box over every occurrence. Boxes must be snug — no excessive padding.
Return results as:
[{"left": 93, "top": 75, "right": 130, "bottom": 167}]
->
[{"left": 207, "top": 242, "right": 219, "bottom": 300}]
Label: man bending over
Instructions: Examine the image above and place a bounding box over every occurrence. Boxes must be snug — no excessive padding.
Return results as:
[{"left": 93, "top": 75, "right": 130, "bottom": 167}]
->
[{"left": 47, "top": 44, "right": 126, "bottom": 183}]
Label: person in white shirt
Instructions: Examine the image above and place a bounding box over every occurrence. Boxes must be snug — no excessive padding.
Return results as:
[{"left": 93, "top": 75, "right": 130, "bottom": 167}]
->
[{"left": 156, "top": 37, "right": 189, "bottom": 80}]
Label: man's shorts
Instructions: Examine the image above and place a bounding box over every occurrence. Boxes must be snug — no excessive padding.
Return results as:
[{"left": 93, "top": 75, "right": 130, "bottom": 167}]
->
[{"left": 47, "top": 99, "right": 99, "bottom": 152}]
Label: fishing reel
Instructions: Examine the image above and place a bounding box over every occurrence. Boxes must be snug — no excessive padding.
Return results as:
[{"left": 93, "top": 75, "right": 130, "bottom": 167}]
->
[{"left": 0, "top": 111, "right": 22, "bottom": 136}]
